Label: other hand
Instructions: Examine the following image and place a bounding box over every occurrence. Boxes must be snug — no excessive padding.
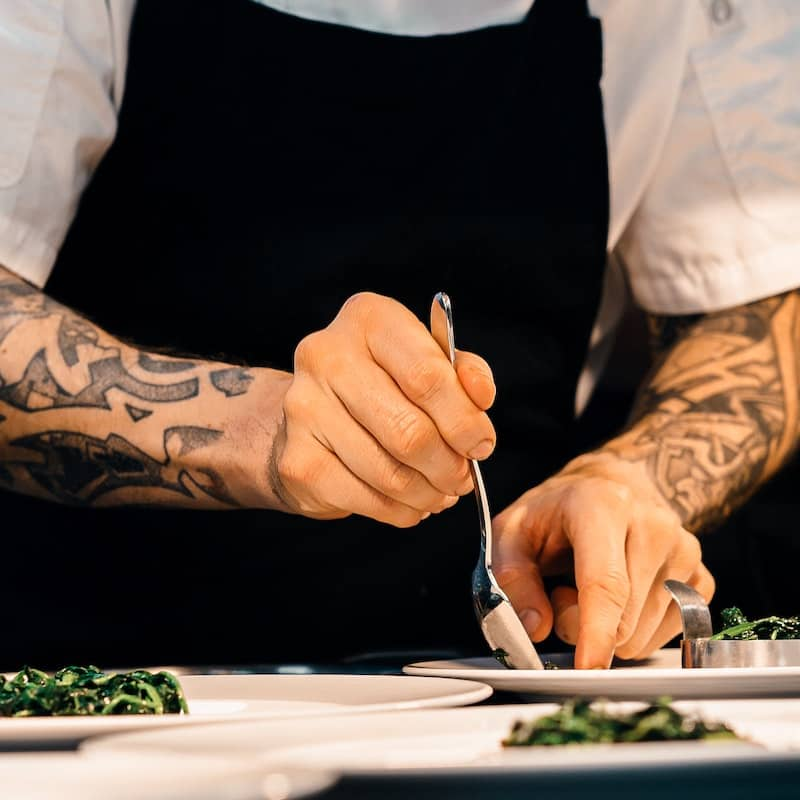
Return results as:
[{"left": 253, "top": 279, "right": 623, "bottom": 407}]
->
[
  {"left": 492, "top": 452, "right": 714, "bottom": 668},
  {"left": 270, "top": 292, "right": 496, "bottom": 526}
]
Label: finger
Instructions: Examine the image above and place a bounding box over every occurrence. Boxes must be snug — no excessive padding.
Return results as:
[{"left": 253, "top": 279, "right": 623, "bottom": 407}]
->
[
  {"left": 551, "top": 585, "right": 579, "bottom": 645},
  {"left": 614, "top": 567, "right": 689, "bottom": 660},
  {"left": 326, "top": 359, "right": 474, "bottom": 497},
  {"left": 350, "top": 297, "right": 497, "bottom": 459},
  {"left": 569, "top": 499, "right": 631, "bottom": 669},
  {"left": 492, "top": 513, "right": 554, "bottom": 641},
  {"left": 454, "top": 350, "right": 496, "bottom": 410},
  {"left": 614, "top": 513, "right": 676, "bottom": 650},
  {"left": 616, "top": 530, "right": 704, "bottom": 659},
  {"left": 277, "top": 427, "right": 430, "bottom": 528},
  {"left": 314, "top": 388, "right": 460, "bottom": 514},
  {"left": 629, "top": 563, "right": 715, "bottom": 661}
]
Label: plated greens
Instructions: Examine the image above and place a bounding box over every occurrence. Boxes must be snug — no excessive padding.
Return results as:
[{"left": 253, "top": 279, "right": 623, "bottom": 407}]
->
[
  {"left": 711, "top": 607, "right": 800, "bottom": 641},
  {"left": 0, "top": 665, "right": 188, "bottom": 717},
  {"left": 503, "top": 697, "right": 738, "bottom": 747}
]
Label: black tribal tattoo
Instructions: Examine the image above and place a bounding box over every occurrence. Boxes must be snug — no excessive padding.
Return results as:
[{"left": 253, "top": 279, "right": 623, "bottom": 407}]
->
[
  {"left": 0, "top": 269, "right": 254, "bottom": 508},
  {"left": 7, "top": 427, "right": 232, "bottom": 506},
  {"left": 602, "top": 291, "right": 800, "bottom": 532}
]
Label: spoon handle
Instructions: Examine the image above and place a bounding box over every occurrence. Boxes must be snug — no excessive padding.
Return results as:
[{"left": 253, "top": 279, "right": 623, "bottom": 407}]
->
[{"left": 431, "top": 292, "right": 494, "bottom": 570}]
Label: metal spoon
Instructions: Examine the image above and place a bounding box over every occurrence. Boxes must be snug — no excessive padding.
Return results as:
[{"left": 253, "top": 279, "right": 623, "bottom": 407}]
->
[{"left": 430, "top": 292, "right": 543, "bottom": 670}]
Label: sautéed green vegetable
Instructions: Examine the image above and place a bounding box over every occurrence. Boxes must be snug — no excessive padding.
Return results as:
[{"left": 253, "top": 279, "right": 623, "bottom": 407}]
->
[
  {"left": 711, "top": 607, "right": 800, "bottom": 641},
  {"left": 0, "top": 665, "right": 189, "bottom": 717},
  {"left": 503, "top": 697, "right": 737, "bottom": 746}
]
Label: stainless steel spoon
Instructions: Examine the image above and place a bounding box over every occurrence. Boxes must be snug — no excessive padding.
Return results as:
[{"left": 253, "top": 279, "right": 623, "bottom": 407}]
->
[{"left": 430, "top": 292, "right": 543, "bottom": 670}]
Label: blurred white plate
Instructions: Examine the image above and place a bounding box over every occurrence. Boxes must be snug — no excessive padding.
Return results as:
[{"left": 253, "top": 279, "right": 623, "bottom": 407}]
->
[
  {"left": 0, "top": 752, "right": 335, "bottom": 800},
  {"left": 403, "top": 649, "right": 800, "bottom": 699},
  {"left": 82, "top": 699, "right": 800, "bottom": 776},
  {"left": 0, "top": 673, "right": 491, "bottom": 749}
]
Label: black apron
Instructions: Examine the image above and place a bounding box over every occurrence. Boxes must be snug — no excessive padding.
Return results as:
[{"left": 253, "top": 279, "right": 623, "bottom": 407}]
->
[{"left": 3, "top": 0, "right": 609, "bottom": 668}]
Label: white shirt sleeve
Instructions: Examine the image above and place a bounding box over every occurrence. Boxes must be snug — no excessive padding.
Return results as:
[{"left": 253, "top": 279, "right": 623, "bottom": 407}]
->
[
  {"left": 615, "top": 0, "right": 800, "bottom": 315},
  {"left": 0, "top": 0, "right": 133, "bottom": 288}
]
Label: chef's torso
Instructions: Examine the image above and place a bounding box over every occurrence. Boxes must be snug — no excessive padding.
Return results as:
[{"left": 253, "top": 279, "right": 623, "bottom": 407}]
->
[{"left": 10, "top": 0, "right": 611, "bottom": 667}]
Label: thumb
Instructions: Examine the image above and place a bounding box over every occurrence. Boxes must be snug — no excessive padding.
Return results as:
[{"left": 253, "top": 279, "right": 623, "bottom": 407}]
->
[{"left": 492, "top": 514, "right": 553, "bottom": 641}]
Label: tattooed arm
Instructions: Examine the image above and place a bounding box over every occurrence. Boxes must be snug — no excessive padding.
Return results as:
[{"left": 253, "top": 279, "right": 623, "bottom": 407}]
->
[
  {"left": 0, "top": 264, "right": 295, "bottom": 509},
  {"left": 603, "top": 291, "right": 800, "bottom": 532},
  {"left": 0, "top": 267, "right": 492, "bottom": 521},
  {"left": 491, "top": 290, "right": 800, "bottom": 669}
]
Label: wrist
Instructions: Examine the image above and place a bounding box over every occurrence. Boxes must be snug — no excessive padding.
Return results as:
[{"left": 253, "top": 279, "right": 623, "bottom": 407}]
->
[{"left": 559, "top": 440, "right": 679, "bottom": 519}]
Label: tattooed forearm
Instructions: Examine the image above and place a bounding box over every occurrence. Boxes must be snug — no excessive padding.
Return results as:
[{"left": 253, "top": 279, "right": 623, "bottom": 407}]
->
[
  {"left": 210, "top": 367, "right": 254, "bottom": 397},
  {"left": 4, "top": 426, "right": 237, "bottom": 506},
  {"left": 600, "top": 290, "right": 800, "bottom": 532},
  {"left": 0, "top": 267, "right": 256, "bottom": 508}
]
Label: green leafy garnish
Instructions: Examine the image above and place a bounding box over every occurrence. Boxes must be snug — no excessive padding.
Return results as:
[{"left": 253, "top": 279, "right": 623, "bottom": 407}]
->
[
  {"left": 502, "top": 697, "right": 738, "bottom": 746},
  {"left": 710, "top": 607, "right": 800, "bottom": 641},
  {"left": 492, "top": 649, "right": 511, "bottom": 668},
  {"left": 0, "top": 665, "right": 189, "bottom": 717}
]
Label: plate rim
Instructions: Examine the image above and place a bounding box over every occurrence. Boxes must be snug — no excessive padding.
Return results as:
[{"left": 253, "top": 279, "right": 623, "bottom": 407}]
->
[
  {"left": 79, "top": 698, "right": 797, "bottom": 776},
  {"left": 0, "top": 673, "right": 493, "bottom": 746}
]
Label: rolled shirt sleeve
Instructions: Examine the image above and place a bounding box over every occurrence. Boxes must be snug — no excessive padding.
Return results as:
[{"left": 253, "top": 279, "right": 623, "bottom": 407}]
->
[
  {"left": 615, "top": 0, "right": 800, "bottom": 315},
  {"left": 0, "top": 0, "right": 132, "bottom": 287}
]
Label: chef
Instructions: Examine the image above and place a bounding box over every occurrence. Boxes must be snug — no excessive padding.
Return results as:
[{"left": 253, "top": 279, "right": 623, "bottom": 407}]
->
[{"left": 0, "top": 0, "right": 798, "bottom": 670}]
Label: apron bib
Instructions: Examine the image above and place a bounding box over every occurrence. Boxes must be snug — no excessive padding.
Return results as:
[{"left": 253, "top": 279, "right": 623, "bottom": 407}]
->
[{"left": 5, "top": 0, "right": 609, "bottom": 667}]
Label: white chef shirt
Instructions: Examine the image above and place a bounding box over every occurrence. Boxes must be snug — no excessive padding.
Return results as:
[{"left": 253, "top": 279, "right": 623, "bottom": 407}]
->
[{"left": 1, "top": 0, "right": 799, "bottom": 411}]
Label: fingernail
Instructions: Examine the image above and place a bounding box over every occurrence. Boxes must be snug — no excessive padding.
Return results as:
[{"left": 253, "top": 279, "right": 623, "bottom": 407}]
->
[
  {"left": 519, "top": 609, "right": 542, "bottom": 638},
  {"left": 554, "top": 604, "right": 579, "bottom": 645},
  {"left": 469, "top": 439, "right": 494, "bottom": 460}
]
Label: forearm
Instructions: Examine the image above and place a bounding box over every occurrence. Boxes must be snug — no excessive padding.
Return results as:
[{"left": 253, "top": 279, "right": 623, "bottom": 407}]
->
[
  {"left": 0, "top": 265, "right": 292, "bottom": 509},
  {"left": 585, "top": 290, "right": 800, "bottom": 532}
]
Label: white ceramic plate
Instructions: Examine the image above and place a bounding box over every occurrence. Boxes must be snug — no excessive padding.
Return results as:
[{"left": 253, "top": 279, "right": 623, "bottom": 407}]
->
[
  {"left": 0, "top": 752, "right": 335, "bottom": 800},
  {"left": 82, "top": 698, "right": 800, "bottom": 776},
  {"left": 0, "top": 673, "right": 491, "bottom": 748},
  {"left": 403, "top": 649, "right": 800, "bottom": 699}
]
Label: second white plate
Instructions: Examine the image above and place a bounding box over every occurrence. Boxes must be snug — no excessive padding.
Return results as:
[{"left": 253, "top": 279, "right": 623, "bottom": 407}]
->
[
  {"left": 403, "top": 649, "right": 800, "bottom": 699},
  {"left": 82, "top": 699, "right": 800, "bottom": 775}
]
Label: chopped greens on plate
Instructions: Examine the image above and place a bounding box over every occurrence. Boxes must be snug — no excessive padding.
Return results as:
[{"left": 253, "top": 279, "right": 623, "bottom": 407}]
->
[
  {"left": 711, "top": 607, "right": 800, "bottom": 641},
  {"left": 502, "top": 697, "right": 738, "bottom": 747},
  {"left": 0, "top": 665, "right": 189, "bottom": 717}
]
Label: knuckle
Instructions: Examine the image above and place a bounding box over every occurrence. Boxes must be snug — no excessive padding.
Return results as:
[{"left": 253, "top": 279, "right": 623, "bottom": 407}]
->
[
  {"left": 615, "top": 613, "right": 638, "bottom": 646},
  {"left": 404, "top": 360, "right": 448, "bottom": 405},
  {"left": 390, "top": 408, "right": 434, "bottom": 460},
  {"left": 702, "top": 572, "right": 716, "bottom": 603},
  {"left": 339, "top": 291, "right": 379, "bottom": 321},
  {"left": 492, "top": 561, "right": 530, "bottom": 589},
  {"left": 603, "top": 479, "right": 633, "bottom": 507},
  {"left": 442, "top": 412, "right": 490, "bottom": 449},
  {"left": 694, "top": 567, "right": 716, "bottom": 603},
  {"left": 382, "top": 461, "right": 418, "bottom": 497},
  {"left": 293, "top": 331, "right": 326, "bottom": 370},
  {"left": 582, "top": 572, "right": 630, "bottom": 614},
  {"left": 681, "top": 532, "right": 703, "bottom": 564},
  {"left": 563, "top": 477, "right": 632, "bottom": 515},
  {"left": 282, "top": 382, "right": 314, "bottom": 422},
  {"left": 615, "top": 641, "right": 640, "bottom": 660}
]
